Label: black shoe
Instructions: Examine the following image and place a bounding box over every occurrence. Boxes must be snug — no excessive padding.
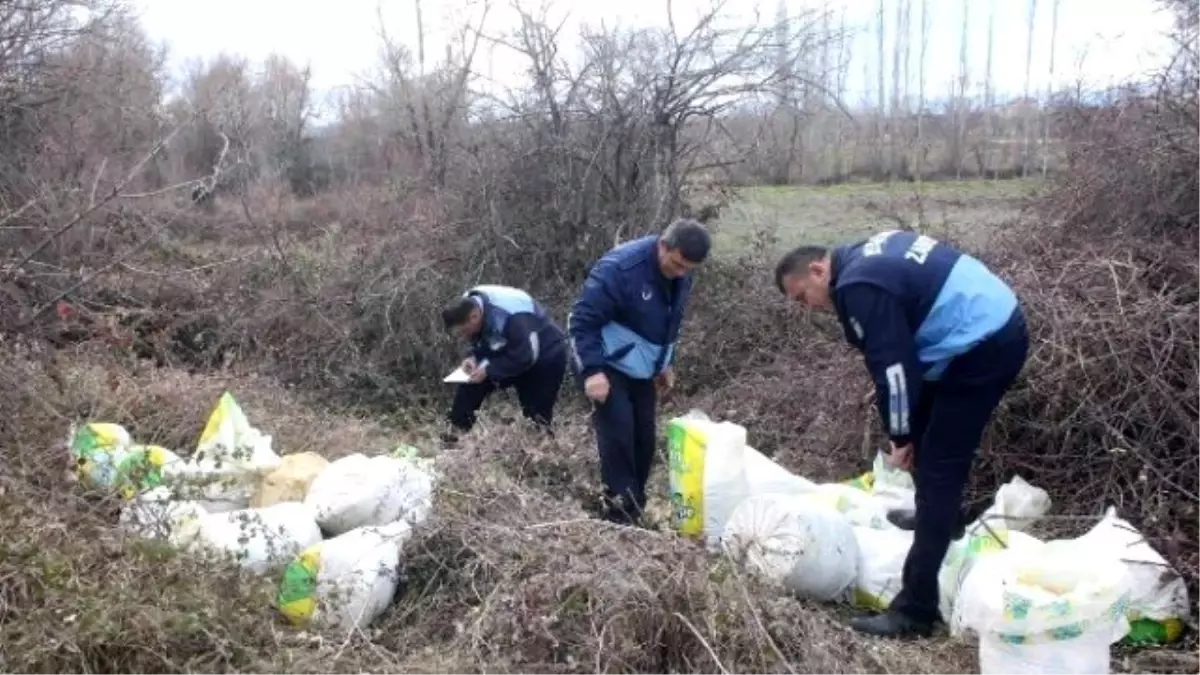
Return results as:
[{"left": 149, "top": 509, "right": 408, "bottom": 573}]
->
[
  {"left": 849, "top": 611, "right": 934, "bottom": 639},
  {"left": 439, "top": 431, "right": 460, "bottom": 447},
  {"left": 886, "top": 508, "right": 917, "bottom": 530},
  {"left": 886, "top": 508, "right": 970, "bottom": 540},
  {"left": 600, "top": 493, "right": 642, "bottom": 527}
]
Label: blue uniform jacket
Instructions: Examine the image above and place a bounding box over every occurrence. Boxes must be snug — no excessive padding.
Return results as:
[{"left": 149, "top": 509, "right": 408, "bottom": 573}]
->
[
  {"left": 568, "top": 235, "right": 694, "bottom": 381},
  {"left": 465, "top": 285, "right": 565, "bottom": 382},
  {"left": 831, "top": 230, "right": 1019, "bottom": 445}
]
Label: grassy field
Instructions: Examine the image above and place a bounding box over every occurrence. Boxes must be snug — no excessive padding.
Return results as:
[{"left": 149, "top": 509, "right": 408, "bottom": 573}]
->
[{"left": 714, "top": 178, "right": 1043, "bottom": 254}]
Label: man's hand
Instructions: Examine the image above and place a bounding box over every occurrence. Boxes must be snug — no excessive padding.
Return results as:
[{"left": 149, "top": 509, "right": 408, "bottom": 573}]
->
[
  {"left": 467, "top": 363, "right": 488, "bottom": 384},
  {"left": 584, "top": 372, "right": 610, "bottom": 404},
  {"left": 655, "top": 368, "right": 676, "bottom": 395},
  {"left": 887, "top": 441, "right": 914, "bottom": 471},
  {"left": 461, "top": 357, "right": 477, "bottom": 374}
]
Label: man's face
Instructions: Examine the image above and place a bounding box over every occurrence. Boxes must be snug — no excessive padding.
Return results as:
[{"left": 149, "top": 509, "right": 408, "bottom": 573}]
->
[
  {"left": 657, "top": 241, "right": 700, "bottom": 279},
  {"left": 455, "top": 307, "right": 484, "bottom": 340},
  {"left": 781, "top": 262, "right": 833, "bottom": 311}
]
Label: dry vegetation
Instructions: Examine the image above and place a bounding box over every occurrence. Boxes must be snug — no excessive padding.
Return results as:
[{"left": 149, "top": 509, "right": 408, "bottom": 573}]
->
[{"left": 0, "top": 0, "right": 1196, "bottom": 673}]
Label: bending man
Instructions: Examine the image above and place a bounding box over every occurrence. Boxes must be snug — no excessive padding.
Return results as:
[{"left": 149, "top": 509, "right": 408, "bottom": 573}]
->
[
  {"left": 569, "top": 219, "right": 711, "bottom": 525},
  {"left": 774, "top": 229, "right": 1029, "bottom": 638},
  {"left": 441, "top": 285, "right": 567, "bottom": 439}
]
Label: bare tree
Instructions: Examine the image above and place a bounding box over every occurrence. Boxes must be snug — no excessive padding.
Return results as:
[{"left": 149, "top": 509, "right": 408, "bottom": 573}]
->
[
  {"left": 256, "top": 54, "right": 315, "bottom": 191},
  {"left": 1021, "top": 0, "right": 1038, "bottom": 178},
  {"left": 875, "top": 0, "right": 886, "bottom": 176},
  {"left": 449, "top": 0, "right": 837, "bottom": 279},
  {"left": 954, "top": 0, "right": 970, "bottom": 179},
  {"left": 1041, "top": 0, "right": 1060, "bottom": 177},
  {"left": 984, "top": 0, "right": 996, "bottom": 179},
  {"left": 374, "top": 0, "right": 491, "bottom": 187},
  {"left": 916, "top": 0, "right": 929, "bottom": 183}
]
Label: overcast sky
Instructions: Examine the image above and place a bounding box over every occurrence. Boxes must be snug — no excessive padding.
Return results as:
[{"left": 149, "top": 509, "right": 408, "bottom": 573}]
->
[{"left": 132, "top": 0, "right": 1177, "bottom": 115}]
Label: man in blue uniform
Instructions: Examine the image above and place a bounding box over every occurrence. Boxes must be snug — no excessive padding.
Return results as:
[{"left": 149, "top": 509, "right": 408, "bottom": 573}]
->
[
  {"left": 774, "top": 230, "right": 1029, "bottom": 638},
  {"left": 569, "top": 219, "right": 712, "bottom": 525},
  {"left": 441, "top": 285, "right": 568, "bottom": 438}
]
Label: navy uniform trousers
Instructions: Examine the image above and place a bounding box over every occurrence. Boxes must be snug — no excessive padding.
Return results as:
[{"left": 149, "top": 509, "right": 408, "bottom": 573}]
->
[
  {"left": 888, "top": 308, "right": 1030, "bottom": 625},
  {"left": 589, "top": 367, "right": 657, "bottom": 522},
  {"left": 448, "top": 345, "right": 568, "bottom": 432}
]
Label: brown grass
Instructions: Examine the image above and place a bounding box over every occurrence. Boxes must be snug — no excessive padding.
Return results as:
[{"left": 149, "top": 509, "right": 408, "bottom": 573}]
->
[{"left": 0, "top": 344, "right": 984, "bottom": 674}]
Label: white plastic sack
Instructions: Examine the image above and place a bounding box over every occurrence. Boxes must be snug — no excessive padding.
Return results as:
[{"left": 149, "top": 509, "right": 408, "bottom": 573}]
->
[
  {"left": 118, "top": 485, "right": 208, "bottom": 549},
  {"left": 163, "top": 393, "right": 283, "bottom": 512},
  {"left": 1070, "top": 507, "right": 1190, "bottom": 625},
  {"left": 722, "top": 493, "right": 859, "bottom": 602},
  {"left": 741, "top": 445, "right": 819, "bottom": 496},
  {"left": 852, "top": 525, "right": 913, "bottom": 610},
  {"left": 814, "top": 483, "right": 895, "bottom": 530},
  {"left": 304, "top": 453, "right": 435, "bottom": 537},
  {"left": 957, "top": 541, "right": 1132, "bottom": 675},
  {"left": 947, "top": 529, "right": 1044, "bottom": 634},
  {"left": 192, "top": 501, "right": 324, "bottom": 575},
  {"left": 277, "top": 520, "right": 413, "bottom": 633},
  {"left": 742, "top": 445, "right": 897, "bottom": 531}
]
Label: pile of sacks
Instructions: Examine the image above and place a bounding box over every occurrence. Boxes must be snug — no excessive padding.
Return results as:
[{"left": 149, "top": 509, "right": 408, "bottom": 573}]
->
[
  {"left": 667, "top": 410, "right": 1190, "bottom": 674},
  {"left": 69, "top": 392, "right": 437, "bottom": 634}
]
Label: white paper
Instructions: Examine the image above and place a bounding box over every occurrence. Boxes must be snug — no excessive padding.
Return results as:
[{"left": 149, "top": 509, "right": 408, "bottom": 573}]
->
[
  {"left": 443, "top": 367, "right": 470, "bottom": 384},
  {"left": 443, "top": 359, "right": 487, "bottom": 384}
]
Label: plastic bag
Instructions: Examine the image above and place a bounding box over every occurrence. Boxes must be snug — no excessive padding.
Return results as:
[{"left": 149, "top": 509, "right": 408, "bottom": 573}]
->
[
  {"left": 1070, "top": 507, "right": 1189, "bottom": 645},
  {"left": 869, "top": 450, "right": 916, "bottom": 512},
  {"left": 277, "top": 520, "right": 412, "bottom": 632},
  {"left": 852, "top": 525, "right": 913, "bottom": 609},
  {"left": 118, "top": 485, "right": 208, "bottom": 548},
  {"left": 820, "top": 451, "right": 917, "bottom": 530},
  {"left": 984, "top": 475, "right": 1051, "bottom": 532},
  {"left": 940, "top": 475, "right": 1051, "bottom": 623},
  {"left": 304, "top": 453, "right": 435, "bottom": 537},
  {"left": 192, "top": 501, "right": 324, "bottom": 575},
  {"left": 957, "top": 541, "right": 1131, "bottom": 675},
  {"left": 70, "top": 422, "right": 182, "bottom": 499},
  {"left": 251, "top": 452, "right": 330, "bottom": 508},
  {"left": 666, "top": 414, "right": 751, "bottom": 545},
  {"left": 164, "top": 392, "right": 283, "bottom": 512},
  {"left": 722, "top": 493, "right": 858, "bottom": 602}
]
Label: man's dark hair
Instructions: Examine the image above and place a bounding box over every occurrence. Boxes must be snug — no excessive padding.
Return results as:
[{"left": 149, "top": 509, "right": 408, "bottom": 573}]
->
[
  {"left": 774, "top": 245, "right": 829, "bottom": 294},
  {"left": 660, "top": 218, "right": 712, "bottom": 263},
  {"left": 441, "top": 297, "right": 477, "bottom": 330}
]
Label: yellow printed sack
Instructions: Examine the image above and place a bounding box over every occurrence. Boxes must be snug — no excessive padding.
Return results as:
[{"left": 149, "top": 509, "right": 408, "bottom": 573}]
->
[
  {"left": 278, "top": 543, "right": 323, "bottom": 626},
  {"left": 276, "top": 521, "right": 411, "bottom": 632},
  {"left": 666, "top": 414, "right": 750, "bottom": 543},
  {"left": 70, "top": 423, "right": 181, "bottom": 499}
]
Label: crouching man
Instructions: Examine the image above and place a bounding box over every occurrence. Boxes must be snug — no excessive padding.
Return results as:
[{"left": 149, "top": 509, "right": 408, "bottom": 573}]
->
[
  {"left": 773, "top": 230, "right": 1029, "bottom": 639},
  {"left": 568, "top": 219, "right": 711, "bottom": 525},
  {"left": 441, "top": 285, "right": 567, "bottom": 439}
]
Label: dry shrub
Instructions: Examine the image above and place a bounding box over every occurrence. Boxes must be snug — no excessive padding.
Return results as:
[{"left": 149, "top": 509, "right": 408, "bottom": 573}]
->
[
  {"left": 978, "top": 226, "right": 1200, "bottom": 591},
  {"left": 6, "top": 185, "right": 471, "bottom": 412},
  {"left": 1048, "top": 95, "right": 1197, "bottom": 242}
]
